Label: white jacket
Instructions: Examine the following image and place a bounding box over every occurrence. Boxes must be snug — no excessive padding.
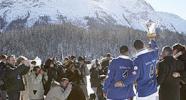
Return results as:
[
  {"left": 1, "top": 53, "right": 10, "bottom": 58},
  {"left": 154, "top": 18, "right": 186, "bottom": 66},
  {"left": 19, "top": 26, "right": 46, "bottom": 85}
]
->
[
  {"left": 27, "top": 71, "right": 48, "bottom": 99},
  {"left": 45, "top": 83, "right": 72, "bottom": 100}
]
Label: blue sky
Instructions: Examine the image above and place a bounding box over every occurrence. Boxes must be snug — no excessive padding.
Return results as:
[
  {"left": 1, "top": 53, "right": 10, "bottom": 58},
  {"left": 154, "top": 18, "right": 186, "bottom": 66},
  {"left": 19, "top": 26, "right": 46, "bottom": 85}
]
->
[{"left": 145, "top": 0, "right": 186, "bottom": 20}]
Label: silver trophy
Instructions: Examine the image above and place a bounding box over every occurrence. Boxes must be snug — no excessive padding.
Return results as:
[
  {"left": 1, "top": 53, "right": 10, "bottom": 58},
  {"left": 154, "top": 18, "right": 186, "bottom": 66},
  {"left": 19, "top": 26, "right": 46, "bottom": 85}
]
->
[{"left": 146, "top": 20, "right": 157, "bottom": 38}]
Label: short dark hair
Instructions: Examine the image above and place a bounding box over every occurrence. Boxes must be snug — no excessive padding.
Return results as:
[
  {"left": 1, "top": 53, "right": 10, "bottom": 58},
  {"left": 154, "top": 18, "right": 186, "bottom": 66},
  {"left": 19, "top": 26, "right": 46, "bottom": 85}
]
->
[
  {"left": 78, "top": 56, "right": 85, "bottom": 61},
  {"left": 16, "top": 56, "right": 27, "bottom": 65},
  {"left": 163, "top": 46, "right": 173, "bottom": 56},
  {"left": 172, "top": 43, "right": 185, "bottom": 52},
  {"left": 106, "top": 53, "right": 111, "bottom": 58},
  {"left": 134, "top": 40, "right": 144, "bottom": 50},
  {"left": 70, "top": 55, "right": 76, "bottom": 60},
  {"left": 120, "top": 45, "right": 128, "bottom": 54}
]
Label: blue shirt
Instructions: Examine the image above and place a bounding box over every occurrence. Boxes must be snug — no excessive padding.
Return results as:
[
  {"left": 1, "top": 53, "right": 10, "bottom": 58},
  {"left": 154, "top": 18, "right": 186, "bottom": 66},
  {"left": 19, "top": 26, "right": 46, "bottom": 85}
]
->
[
  {"left": 103, "top": 55, "right": 138, "bottom": 100},
  {"left": 134, "top": 40, "right": 158, "bottom": 97}
]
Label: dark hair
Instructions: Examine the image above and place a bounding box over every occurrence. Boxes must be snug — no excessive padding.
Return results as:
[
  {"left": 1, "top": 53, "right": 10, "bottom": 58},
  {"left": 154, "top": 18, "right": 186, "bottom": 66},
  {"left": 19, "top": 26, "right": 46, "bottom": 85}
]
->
[
  {"left": 33, "top": 66, "right": 40, "bottom": 72},
  {"left": 120, "top": 45, "right": 128, "bottom": 54},
  {"left": 163, "top": 46, "right": 173, "bottom": 56},
  {"left": 31, "top": 61, "right": 37, "bottom": 65},
  {"left": 44, "top": 58, "right": 54, "bottom": 69},
  {"left": 16, "top": 56, "right": 27, "bottom": 65},
  {"left": 78, "top": 56, "right": 85, "bottom": 61},
  {"left": 134, "top": 40, "right": 144, "bottom": 50},
  {"left": 172, "top": 43, "right": 185, "bottom": 53},
  {"left": 106, "top": 53, "right": 111, "bottom": 58},
  {"left": 70, "top": 55, "right": 76, "bottom": 60},
  {"left": 0, "top": 54, "right": 7, "bottom": 60},
  {"left": 64, "top": 57, "right": 69, "bottom": 61}
]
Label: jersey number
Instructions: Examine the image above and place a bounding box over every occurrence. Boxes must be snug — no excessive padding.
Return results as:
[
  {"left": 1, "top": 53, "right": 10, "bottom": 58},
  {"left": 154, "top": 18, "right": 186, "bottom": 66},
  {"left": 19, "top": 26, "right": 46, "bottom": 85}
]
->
[{"left": 149, "top": 64, "right": 155, "bottom": 78}]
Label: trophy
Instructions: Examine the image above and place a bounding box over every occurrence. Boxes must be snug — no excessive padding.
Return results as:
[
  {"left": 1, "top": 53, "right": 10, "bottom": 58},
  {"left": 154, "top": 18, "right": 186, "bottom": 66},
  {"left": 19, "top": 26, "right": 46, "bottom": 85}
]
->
[{"left": 146, "top": 20, "right": 158, "bottom": 39}]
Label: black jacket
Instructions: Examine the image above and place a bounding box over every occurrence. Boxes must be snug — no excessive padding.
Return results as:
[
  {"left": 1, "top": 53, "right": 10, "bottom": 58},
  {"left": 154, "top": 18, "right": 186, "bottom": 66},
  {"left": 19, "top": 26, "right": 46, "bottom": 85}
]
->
[
  {"left": 157, "top": 56, "right": 184, "bottom": 100},
  {"left": 100, "top": 59, "right": 109, "bottom": 75},
  {"left": 0, "top": 62, "right": 6, "bottom": 90},
  {"left": 67, "top": 84, "right": 86, "bottom": 100},
  {"left": 90, "top": 67, "right": 101, "bottom": 87},
  {"left": 44, "top": 67, "right": 58, "bottom": 95},
  {"left": 177, "top": 53, "right": 186, "bottom": 82},
  {"left": 4, "top": 64, "right": 30, "bottom": 92},
  {"left": 177, "top": 53, "right": 186, "bottom": 100},
  {"left": 65, "top": 69, "right": 81, "bottom": 85}
]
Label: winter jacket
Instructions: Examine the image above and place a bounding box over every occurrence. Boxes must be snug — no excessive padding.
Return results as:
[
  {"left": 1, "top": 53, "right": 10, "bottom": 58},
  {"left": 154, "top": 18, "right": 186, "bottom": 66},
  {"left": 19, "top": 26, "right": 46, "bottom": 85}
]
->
[
  {"left": 157, "top": 56, "right": 184, "bottom": 100},
  {"left": 177, "top": 52, "right": 186, "bottom": 100},
  {"left": 79, "top": 64, "right": 89, "bottom": 85},
  {"left": 90, "top": 66, "right": 101, "bottom": 88},
  {"left": 67, "top": 84, "right": 86, "bottom": 100},
  {"left": 45, "top": 83, "right": 72, "bottom": 100},
  {"left": 100, "top": 59, "right": 110, "bottom": 75},
  {"left": 0, "top": 62, "right": 6, "bottom": 90},
  {"left": 27, "top": 71, "right": 48, "bottom": 99},
  {"left": 177, "top": 53, "right": 186, "bottom": 82},
  {"left": 4, "top": 64, "right": 30, "bottom": 92},
  {"left": 65, "top": 69, "right": 81, "bottom": 84},
  {"left": 44, "top": 67, "right": 58, "bottom": 95}
]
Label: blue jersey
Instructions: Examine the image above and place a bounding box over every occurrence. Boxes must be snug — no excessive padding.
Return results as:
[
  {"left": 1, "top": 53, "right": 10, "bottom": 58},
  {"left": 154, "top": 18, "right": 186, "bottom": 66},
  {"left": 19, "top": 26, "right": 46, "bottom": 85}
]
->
[
  {"left": 134, "top": 40, "right": 158, "bottom": 97},
  {"left": 103, "top": 55, "right": 138, "bottom": 100}
]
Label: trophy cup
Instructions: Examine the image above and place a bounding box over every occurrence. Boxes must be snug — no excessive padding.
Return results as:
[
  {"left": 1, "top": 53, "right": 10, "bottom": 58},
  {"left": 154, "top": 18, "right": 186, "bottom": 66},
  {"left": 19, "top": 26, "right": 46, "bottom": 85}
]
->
[{"left": 146, "top": 21, "right": 157, "bottom": 39}]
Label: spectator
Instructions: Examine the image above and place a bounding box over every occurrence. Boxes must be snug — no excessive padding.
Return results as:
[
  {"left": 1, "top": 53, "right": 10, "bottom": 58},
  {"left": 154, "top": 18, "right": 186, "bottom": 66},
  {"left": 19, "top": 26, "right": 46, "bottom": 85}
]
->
[
  {"left": 65, "top": 61, "right": 81, "bottom": 85},
  {"left": 69, "top": 55, "right": 76, "bottom": 63},
  {"left": 45, "top": 78, "right": 72, "bottom": 100},
  {"left": 172, "top": 43, "right": 186, "bottom": 100},
  {"left": 67, "top": 82, "right": 86, "bottom": 100},
  {"left": 90, "top": 59, "right": 101, "bottom": 100},
  {"left": 0, "top": 54, "right": 7, "bottom": 100},
  {"left": 43, "top": 58, "right": 58, "bottom": 95},
  {"left": 100, "top": 53, "right": 112, "bottom": 76},
  {"left": 17, "top": 56, "right": 31, "bottom": 100},
  {"left": 27, "top": 66, "right": 48, "bottom": 100},
  {"left": 55, "top": 61, "right": 65, "bottom": 82},
  {"left": 4, "top": 55, "right": 30, "bottom": 100},
  {"left": 78, "top": 56, "right": 89, "bottom": 100},
  {"left": 157, "top": 46, "right": 184, "bottom": 100}
]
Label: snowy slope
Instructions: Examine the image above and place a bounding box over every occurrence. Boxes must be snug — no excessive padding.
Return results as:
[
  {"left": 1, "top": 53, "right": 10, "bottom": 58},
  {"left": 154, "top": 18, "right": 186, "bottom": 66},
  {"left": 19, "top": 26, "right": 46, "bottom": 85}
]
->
[
  {"left": 157, "top": 12, "right": 186, "bottom": 33},
  {"left": 0, "top": 0, "right": 186, "bottom": 33}
]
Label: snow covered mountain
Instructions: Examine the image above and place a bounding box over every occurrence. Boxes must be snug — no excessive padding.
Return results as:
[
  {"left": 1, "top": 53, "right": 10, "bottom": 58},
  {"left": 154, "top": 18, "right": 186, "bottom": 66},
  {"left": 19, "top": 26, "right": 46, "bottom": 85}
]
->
[{"left": 0, "top": 0, "right": 186, "bottom": 33}]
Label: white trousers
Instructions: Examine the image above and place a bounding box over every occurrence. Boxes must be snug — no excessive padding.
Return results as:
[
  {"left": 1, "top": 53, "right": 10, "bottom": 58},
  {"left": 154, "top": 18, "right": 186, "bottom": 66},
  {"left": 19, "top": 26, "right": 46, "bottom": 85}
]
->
[{"left": 136, "top": 92, "right": 158, "bottom": 100}]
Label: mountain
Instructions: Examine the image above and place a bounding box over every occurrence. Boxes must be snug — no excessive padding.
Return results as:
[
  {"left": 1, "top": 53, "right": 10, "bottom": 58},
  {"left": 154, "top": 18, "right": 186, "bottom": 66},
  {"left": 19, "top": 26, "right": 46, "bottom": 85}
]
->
[{"left": 0, "top": 0, "right": 186, "bottom": 33}]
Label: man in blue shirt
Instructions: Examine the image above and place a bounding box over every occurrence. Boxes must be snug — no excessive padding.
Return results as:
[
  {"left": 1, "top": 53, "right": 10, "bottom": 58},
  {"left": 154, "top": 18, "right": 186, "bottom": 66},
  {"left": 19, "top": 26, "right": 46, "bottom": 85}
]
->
[
  {"left": 103, "top": 45, "right": 138, "bottom": 100},
  {"left": 133, "top": 39, "right": 158, "bottom": 100}
]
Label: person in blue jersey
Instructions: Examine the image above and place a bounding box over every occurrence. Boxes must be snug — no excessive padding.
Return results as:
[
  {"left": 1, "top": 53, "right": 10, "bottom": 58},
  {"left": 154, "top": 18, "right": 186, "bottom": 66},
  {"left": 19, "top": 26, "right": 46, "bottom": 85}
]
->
[
  {"left": 103, "top": 45, "right": 138, "bottom": 100},
  {"left": 133, "top": 39, "right": 158, "bottom": 100}
]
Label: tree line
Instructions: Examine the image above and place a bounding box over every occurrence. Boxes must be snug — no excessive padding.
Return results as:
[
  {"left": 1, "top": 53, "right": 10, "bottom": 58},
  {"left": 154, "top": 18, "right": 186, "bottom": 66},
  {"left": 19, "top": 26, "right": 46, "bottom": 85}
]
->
[{"left": 0, "top": 20, "right": 186, "bottom": 60}]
